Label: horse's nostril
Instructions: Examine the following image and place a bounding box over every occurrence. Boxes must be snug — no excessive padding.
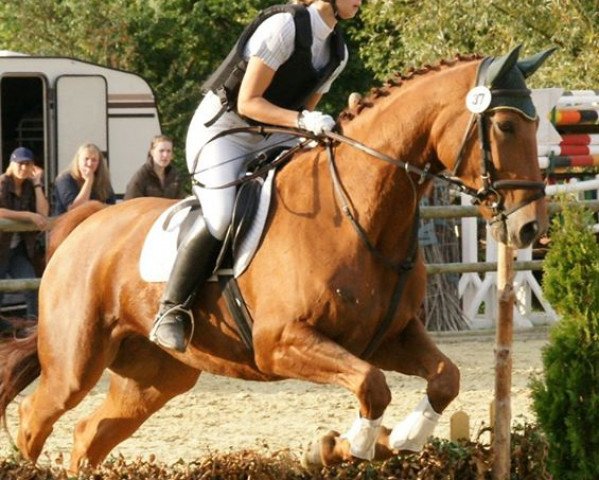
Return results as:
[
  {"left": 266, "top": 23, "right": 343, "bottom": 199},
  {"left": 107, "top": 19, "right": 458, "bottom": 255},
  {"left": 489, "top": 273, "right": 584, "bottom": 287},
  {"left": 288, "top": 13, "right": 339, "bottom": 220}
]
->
[{"left": 519, "top": 221, "right": 539, "bottom": 246}]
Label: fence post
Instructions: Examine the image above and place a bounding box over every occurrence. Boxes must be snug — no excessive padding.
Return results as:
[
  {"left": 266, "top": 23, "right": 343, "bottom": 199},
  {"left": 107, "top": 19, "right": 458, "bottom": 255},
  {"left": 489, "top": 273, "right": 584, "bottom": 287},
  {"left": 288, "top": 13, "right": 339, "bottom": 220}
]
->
[{"left": 492, "top": 242, "right": 514, "bottom": 479}]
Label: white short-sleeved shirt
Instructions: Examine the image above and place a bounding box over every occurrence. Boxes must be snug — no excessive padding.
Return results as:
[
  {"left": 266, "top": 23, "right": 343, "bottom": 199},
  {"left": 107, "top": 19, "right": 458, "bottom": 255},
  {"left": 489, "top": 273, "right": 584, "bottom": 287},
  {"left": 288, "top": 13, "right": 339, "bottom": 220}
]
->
[{"left": 243, "top": 4, "right": 348, "bottom": 94}]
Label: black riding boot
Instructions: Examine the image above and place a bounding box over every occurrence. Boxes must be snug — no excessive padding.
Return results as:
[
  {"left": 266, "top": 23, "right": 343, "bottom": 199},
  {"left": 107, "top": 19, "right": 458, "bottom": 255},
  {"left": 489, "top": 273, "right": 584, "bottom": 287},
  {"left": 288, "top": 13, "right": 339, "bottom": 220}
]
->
[{"left": 149, "top": 217, "right": 222, "bottom": 352}]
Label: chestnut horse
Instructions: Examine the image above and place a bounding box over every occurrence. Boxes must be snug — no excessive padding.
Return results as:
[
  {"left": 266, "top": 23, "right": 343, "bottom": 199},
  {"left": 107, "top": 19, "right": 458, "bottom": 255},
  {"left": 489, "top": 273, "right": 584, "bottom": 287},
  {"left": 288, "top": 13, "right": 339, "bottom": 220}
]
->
[{"left": 0, "top": 46, "right": 552, "bottom": 471}]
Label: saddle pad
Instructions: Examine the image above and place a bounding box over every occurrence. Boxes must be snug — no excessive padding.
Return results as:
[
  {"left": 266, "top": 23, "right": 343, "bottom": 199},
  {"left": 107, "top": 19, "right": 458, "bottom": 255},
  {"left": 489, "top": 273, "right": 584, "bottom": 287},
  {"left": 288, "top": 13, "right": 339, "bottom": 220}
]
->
[{"left": 139, "top": 169, "right": 275, "bottom": 282}]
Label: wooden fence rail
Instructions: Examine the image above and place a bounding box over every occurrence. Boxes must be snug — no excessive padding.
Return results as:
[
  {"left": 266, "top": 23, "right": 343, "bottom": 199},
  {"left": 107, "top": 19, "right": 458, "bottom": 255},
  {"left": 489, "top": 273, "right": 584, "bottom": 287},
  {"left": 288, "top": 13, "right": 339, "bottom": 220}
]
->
[
  {"left": 0, "top": 199, "right": 596, "bottom": 291},
  {"left": 420, "top": 198, "right": 599, "bottom": 219}
]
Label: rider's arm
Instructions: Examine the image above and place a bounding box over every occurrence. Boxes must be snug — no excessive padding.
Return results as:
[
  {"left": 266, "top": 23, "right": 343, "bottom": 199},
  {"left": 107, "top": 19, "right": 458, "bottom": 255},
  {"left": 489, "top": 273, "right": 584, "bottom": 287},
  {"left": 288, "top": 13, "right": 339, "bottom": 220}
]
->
[
  {"left": 237, "top": 56, "right": 302, "bottom": 128},
  {"left": 304, "top": 93, "right": 323, "bottom": 112}
]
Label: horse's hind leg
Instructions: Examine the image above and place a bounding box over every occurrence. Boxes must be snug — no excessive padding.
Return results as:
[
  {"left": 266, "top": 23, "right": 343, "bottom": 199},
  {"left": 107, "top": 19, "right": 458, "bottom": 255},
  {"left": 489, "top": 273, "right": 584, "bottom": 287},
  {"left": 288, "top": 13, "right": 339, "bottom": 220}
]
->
[
  {"left": 17, "top": 322, "right": 109, "bottom": 462},
  {"left": 70, "top": 338, "right": 199, "bottom": 471},
  {"left": 370, "top": 317, "right": 460, "bottom": 453}
]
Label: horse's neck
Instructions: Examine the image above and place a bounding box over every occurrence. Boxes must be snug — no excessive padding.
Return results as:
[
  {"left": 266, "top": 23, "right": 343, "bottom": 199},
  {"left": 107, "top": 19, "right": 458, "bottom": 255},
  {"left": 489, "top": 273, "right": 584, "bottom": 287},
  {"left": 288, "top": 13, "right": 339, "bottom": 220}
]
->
[{"left": 334, "top": 91, "right": 437, "bottom": 243}]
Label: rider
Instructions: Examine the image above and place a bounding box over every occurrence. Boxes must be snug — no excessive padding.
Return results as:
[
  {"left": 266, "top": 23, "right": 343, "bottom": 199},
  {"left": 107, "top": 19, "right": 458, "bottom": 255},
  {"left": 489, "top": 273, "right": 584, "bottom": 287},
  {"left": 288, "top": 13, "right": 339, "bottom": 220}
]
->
[{"left": 149, "top": 0, "right": 363, "bottom": 352}]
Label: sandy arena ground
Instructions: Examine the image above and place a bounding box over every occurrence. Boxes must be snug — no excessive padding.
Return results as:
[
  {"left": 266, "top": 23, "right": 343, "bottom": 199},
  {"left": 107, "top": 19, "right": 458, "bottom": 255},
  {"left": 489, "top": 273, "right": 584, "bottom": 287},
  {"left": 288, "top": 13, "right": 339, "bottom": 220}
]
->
[{"left": 0, "top": 327, "right": 549, "bottom": 466}]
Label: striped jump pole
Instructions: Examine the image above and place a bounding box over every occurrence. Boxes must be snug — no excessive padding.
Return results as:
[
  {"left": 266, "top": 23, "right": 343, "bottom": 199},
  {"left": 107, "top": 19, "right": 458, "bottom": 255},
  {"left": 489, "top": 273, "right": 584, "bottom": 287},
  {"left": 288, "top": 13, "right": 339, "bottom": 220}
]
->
[
  {"left": 557, "top": 90, "right": 599, "bottom": 107},
  {"left": 560, "top": 133, "right": 599, "bottom": 145},
  {"left": 538, "top": 154, "right": 599, "bottom": 169},
  {"left": 551, "top": 108, "right": 599, "bottom": 126},
  {"left": 537, "top": 144, "right": 599, "bottom": 156}
]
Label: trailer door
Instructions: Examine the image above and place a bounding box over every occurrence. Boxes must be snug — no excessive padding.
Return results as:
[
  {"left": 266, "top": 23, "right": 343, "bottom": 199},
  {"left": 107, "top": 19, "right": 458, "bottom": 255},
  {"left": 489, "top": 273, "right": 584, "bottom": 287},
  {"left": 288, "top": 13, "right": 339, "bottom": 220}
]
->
[{"left": 55, "top": 75, "right": 107, "bottom": 175}]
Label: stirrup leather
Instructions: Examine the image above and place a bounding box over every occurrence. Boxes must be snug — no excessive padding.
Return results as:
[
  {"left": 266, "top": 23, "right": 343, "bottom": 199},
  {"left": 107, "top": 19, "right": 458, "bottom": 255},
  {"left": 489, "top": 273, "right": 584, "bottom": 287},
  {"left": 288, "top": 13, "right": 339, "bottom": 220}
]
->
[{"left": 149, "top": 304, "right": 195, "bottom": 352}]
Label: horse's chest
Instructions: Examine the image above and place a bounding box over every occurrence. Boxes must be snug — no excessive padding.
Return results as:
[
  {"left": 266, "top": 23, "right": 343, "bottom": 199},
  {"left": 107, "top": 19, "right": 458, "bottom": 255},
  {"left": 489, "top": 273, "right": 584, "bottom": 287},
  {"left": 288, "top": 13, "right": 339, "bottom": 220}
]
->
[
  {"left": 318, "top": 277, "right": 395, "bottom": 327},
  {"left": 330, "top": 283, "right": 383, "bottom": 314},
  {"left": 313, "top": 267, "right": 424, "bottom": 338}
]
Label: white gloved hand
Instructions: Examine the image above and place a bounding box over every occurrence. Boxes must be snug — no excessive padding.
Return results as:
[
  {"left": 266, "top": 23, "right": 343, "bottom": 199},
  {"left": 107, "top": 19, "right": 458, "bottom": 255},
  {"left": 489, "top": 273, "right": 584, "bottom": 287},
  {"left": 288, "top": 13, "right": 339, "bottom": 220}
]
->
[{"left": 297, "top": 110, "right": 336, "bottom": 135}]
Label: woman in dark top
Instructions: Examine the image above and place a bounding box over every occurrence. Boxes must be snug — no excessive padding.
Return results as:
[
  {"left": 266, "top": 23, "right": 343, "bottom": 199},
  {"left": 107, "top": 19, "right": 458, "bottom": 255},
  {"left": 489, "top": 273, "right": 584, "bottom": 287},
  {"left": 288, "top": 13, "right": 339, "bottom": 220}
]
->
[
  {"left": 52, "top": 143, "right": 115, "bottom": 215},
  {"left": 124, "top": 135, "right": 184, "bottom": 200},
  {"left": 0, "top": 147, "right": 49, "bottom": 318}
]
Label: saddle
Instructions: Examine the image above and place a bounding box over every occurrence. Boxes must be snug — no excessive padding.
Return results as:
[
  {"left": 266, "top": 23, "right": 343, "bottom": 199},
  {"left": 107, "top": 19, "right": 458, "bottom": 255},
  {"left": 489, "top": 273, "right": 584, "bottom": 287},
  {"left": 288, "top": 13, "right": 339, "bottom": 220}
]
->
[
  {"left": 140, "top": 147, "right": 290, "bottom": 350},
  {"left": 178, "top": 146, "right": 288, "bottom": 264}
]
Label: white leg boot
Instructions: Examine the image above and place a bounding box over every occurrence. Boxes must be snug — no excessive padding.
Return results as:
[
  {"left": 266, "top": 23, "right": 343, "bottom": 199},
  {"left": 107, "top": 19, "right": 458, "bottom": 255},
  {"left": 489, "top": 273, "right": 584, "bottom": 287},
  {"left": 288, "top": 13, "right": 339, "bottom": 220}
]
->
[
  {"left": 340, "top": 414, "right": 384, "bottom": 460},
  {"left": 389, "top": 396, "right": 440, "bottom": 452}
]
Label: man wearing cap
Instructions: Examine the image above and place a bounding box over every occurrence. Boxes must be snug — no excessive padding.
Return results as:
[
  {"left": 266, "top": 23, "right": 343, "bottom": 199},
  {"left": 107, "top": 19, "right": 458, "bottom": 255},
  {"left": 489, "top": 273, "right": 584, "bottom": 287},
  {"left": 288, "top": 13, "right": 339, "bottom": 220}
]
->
[{"left": 0, "top": 147, "right": 49, "bottom": 319}]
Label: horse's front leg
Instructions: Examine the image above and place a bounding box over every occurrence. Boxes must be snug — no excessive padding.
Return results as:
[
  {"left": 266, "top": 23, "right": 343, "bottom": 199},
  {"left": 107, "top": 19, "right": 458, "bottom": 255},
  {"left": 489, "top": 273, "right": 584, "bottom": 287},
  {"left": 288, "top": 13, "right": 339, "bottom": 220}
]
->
[
  {"left": 370, "top": 317, "right": 460, "bottom": 453},
  {"left": 253, "top": 320, "right": 391, "bottom": 465}
]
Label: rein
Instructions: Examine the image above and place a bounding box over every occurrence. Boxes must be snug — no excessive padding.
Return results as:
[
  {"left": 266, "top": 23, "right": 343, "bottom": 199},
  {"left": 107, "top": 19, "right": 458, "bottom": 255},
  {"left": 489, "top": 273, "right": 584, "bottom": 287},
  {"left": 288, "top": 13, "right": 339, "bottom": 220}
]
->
[
  {"left": 191, "top": 125, "right": 484, "bottom": 197},
  {"left": 191, "top": 120, "right": 545, "bottom": 270},
  {"left": 325, "top": 139, "right": 419, "bottom": 274}
]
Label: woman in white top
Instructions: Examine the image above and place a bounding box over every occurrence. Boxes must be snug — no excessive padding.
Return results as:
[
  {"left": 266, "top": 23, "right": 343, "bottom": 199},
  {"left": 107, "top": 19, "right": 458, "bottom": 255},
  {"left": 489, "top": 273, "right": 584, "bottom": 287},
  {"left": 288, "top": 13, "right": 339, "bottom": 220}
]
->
[{"left": 150, "top": 0, "right": 363, "bottom": 352}]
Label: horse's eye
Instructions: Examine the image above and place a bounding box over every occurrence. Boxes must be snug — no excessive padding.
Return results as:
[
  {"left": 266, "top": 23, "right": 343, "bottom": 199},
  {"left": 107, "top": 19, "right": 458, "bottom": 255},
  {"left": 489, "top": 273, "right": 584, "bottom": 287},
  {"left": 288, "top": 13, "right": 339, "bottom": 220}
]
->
[{"left": 496, "top": 120, "right": 515, "bottom": 133}]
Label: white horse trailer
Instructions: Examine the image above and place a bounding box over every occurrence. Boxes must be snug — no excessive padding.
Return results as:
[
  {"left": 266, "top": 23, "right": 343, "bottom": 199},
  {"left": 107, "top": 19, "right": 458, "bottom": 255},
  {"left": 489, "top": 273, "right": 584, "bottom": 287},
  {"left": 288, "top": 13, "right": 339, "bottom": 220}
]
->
[{"left": 0, "top": 51, "right": 162, "bottom": 199}]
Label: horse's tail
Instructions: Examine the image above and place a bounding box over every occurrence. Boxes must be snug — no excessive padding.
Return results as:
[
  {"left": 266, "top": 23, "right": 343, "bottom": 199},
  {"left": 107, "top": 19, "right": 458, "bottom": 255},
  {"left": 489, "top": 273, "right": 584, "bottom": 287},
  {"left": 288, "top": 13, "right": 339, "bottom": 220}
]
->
[
  {"left": 0, "top": 327, "right": 40, "bottom": 417},
  {"left": 47, "top": 201, "right": 108, "bottom": 262}
]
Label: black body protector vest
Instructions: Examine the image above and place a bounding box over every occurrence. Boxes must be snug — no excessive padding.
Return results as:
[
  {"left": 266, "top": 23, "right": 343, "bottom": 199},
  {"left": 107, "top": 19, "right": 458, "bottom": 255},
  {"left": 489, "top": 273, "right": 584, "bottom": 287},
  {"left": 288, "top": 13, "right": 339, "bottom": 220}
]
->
[{"left": 201, "top": 4, "right": 346, "bottom": 122}]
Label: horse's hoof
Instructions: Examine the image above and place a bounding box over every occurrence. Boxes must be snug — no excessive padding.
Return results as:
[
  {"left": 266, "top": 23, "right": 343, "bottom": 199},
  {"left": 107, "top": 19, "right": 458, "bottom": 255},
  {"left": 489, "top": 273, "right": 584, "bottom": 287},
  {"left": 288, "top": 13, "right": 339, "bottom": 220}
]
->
[{"left": 301, "top": 430, "right": 340, "bottom": 469}]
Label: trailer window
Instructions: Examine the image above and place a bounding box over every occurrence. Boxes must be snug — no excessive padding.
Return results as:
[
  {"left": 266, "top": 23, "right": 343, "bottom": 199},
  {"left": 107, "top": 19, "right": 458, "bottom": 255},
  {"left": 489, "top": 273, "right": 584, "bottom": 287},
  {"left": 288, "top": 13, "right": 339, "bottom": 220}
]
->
[{"left": 0, "top": 76, "right": 46, "bottom": 172}]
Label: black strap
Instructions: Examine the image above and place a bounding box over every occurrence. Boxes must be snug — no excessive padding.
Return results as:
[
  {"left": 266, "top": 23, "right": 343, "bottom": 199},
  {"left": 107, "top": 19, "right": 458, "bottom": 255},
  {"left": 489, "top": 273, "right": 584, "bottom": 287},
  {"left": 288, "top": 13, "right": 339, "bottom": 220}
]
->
[
  {"left": 191, "top": 140, "right": 308, "bottom": 190},
  {"left": 203, "top": 88, "right": 230, "bottom": 128},
  {"left": 361, "top": 208, "right": 420, "bottom": 359},
  {"left": 324, "top": 140, "right": 420, "bottom": 359},
  {"left": 326, "top": 142, "right": 416, "bottom": 273},
  {"left": 219, "top": 276, "right": 254, "bottom": 352}
]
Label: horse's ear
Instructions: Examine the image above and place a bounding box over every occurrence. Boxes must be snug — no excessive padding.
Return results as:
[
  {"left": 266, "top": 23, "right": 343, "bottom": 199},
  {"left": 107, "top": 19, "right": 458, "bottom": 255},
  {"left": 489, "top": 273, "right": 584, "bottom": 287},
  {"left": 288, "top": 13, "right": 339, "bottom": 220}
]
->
[
  {"left": 517, "top": 47, "right": 557, "bottom": 78},
  {"left": 486, "top": 45, "right": 522, "bottom": 86}
]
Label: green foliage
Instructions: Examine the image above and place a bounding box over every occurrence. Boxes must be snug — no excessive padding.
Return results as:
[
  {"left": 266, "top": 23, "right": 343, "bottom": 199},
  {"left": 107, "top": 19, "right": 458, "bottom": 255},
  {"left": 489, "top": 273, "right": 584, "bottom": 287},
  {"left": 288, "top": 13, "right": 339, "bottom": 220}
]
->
[
  {"left": 542, "top": 196, "right": 599, "bottom": 317},
  {"left": 0, "top": 0, "right": 597, "bottom": 167},
  {"left": 354, "top": 0, "right": 599, "bottom": 88},
  {"left": 531, "top": 197, "right": 599, "bottom": 479},
  {"left": 531, "top": 314, "right": 599, "bottom": 479}
]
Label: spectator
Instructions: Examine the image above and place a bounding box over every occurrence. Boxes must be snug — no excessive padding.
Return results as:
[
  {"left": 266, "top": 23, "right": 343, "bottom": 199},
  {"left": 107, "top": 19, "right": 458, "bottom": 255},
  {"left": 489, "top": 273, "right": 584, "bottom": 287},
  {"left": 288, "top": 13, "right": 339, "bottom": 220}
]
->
[
  {"left": 124, "top": 135, "right": 184, "bottom": 200},
  {"left": 52, "top": 143, "right": 115, "bottom": 215},
  {"left": 0, "top": 147, "right": 49, "bottom": 319}
]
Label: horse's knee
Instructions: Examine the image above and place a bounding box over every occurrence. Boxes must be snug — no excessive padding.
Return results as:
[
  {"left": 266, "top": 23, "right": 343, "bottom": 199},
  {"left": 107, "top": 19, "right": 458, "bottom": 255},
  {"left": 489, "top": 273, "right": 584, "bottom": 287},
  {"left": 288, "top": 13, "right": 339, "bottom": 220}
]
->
[
  {"left": 357, "top": 367, "right": 391, "bottom": 418},
  {"left": 427, "top": 360, "right": 460, "bottom": 412}
]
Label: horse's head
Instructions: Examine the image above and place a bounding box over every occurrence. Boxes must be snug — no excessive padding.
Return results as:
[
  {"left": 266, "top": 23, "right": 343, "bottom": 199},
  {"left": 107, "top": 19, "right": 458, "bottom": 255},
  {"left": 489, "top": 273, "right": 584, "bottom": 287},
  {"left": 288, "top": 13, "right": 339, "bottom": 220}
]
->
[{"left": 435, "top": 46, "right": 555, "bottom": 248}]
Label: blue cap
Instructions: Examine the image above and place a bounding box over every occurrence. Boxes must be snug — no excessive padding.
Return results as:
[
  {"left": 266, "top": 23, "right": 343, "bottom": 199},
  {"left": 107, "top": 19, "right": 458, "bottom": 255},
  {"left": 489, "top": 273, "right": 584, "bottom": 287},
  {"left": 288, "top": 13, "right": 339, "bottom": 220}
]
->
[{"left": 10, "top": 147, "right": 35, "bottom": 163}]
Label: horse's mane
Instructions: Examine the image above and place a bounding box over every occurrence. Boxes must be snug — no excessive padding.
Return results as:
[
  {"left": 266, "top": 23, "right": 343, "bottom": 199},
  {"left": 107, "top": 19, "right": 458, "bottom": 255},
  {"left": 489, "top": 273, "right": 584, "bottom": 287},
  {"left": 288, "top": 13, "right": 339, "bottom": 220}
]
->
[
  {"left": 338, "top": 53, "right": 483, "bottom": 125},
  {"left": 47, "top": 201, "right": 108, "bottom": 262}
]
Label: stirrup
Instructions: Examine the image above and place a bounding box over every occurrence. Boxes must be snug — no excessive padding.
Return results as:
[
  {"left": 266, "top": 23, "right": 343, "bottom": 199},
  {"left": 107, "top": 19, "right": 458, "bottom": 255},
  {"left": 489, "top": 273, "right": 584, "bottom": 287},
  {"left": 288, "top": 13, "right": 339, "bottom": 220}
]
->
[{"left": 149, "top": 304, "right": 195, "bottom": 352}]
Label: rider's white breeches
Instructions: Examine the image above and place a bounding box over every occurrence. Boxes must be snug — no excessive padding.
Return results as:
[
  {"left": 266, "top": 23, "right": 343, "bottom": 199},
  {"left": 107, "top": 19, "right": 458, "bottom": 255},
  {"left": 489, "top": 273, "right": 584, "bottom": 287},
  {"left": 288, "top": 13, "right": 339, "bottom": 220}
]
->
[{"left": 186, "top": 91, "right": 296, "bottom": 240}]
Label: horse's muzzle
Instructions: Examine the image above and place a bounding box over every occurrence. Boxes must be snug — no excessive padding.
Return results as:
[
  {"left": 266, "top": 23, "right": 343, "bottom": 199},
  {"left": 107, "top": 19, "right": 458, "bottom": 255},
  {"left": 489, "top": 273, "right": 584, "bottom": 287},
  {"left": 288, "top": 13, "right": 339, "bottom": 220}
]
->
[{"left": 490, "top": 218, "right": 544, "bottom": 249}]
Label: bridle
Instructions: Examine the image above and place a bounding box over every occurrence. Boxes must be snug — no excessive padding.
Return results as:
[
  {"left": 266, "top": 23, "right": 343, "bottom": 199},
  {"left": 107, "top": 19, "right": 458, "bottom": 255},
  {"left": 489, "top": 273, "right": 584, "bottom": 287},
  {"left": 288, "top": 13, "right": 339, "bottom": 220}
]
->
[{"left": 450, "top": 56, "right": 546, "bottom": 224}]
